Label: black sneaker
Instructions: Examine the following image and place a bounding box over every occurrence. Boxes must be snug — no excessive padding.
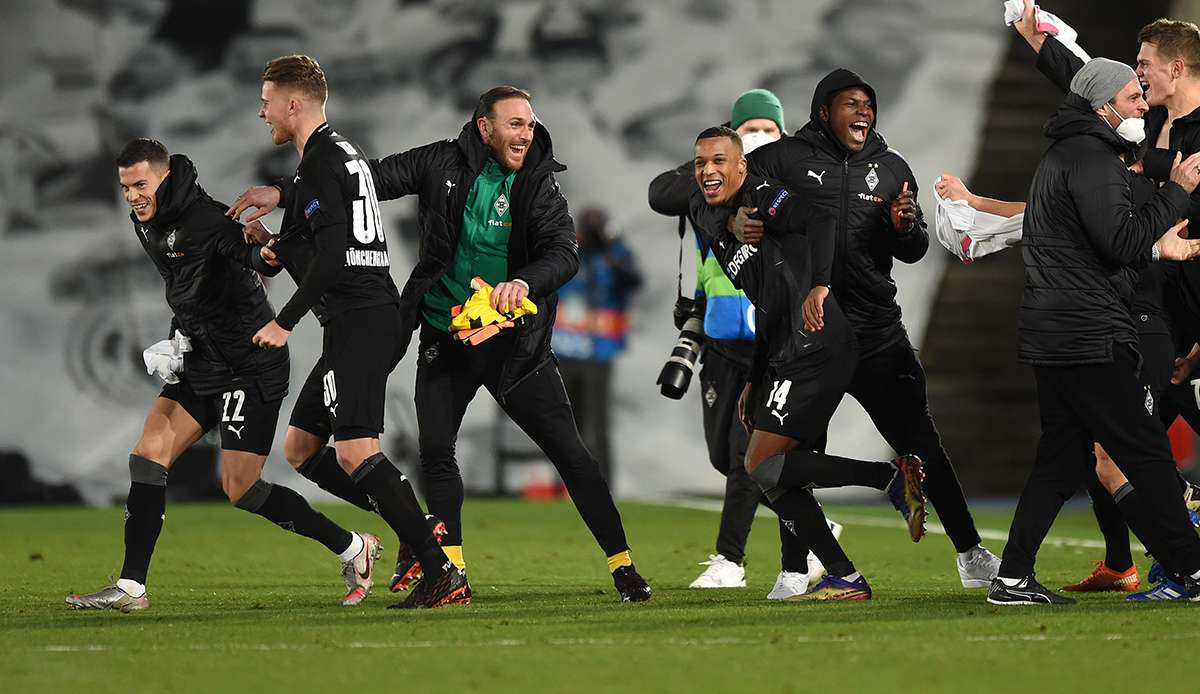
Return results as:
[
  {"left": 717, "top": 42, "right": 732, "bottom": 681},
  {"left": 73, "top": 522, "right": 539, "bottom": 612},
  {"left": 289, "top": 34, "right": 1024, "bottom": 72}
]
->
[
  {"left": 886, "top": 454, "right": 927, "bottom": 542},
  {"left": 613, "top": 565, "right": 652, "bottom": 602},
  {"left": 389, "top": 515, "right": 448, "bottom": 592},
  {"left": 986, "top": 575, "right": 1076, "bottom": 605},
  {"left": 390, "top": 563, "right": 471, "bottom": 609}
]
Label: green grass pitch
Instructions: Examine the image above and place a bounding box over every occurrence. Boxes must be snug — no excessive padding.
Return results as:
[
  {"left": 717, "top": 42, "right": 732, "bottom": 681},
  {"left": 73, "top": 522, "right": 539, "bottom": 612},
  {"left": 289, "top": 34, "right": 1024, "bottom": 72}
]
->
[{"left": 2, "top": 498, "right": 1197, "bottom": 693}]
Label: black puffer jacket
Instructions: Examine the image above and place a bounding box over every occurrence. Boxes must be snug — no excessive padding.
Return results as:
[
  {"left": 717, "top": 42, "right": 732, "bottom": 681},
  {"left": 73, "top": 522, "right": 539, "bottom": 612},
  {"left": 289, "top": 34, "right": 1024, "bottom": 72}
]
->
[
  {"left": 133, "top": 154, "right": 288, "bottom": 398},
  {"left": 1018, "top": 93, "right": 1190, "bottom": 366},
  {"left": 368, "top": 119, "right": 577, "bottom": 400},
  {"left": 746, "top": 69, "right": 927, "bottom": 358}
]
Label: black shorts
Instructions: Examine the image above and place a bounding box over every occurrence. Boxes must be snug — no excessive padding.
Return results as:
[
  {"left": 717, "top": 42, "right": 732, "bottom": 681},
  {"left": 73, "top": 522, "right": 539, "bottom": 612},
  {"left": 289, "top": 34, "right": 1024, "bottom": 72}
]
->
[
  {"left": 160, "top": 378, "right": 281, "bottom": 455},
  {"left": 289, "top": 303, "right": 402, "bottom": 442},
  {"left": 752, "top": 348, "right": 855, "bottom": 446}
]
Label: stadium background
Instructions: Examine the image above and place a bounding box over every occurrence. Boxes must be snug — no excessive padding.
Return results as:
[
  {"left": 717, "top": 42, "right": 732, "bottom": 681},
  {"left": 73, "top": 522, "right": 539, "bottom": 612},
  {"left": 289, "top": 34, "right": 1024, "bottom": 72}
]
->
[{"left": 0, "top": 0, "right": 1196, "bottom": 507}]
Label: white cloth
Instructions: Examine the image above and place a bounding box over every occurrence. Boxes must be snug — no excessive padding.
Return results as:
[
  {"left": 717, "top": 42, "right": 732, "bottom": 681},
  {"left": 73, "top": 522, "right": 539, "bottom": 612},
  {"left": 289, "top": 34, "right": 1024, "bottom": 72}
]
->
[
  {"left": 933, "top": 178, "right": 1024, "bottom": 264},
  {"left": 142, "top": 330, "right": 191, "bottom": 385},
  {"left": 1003, "top": 1, "right": 1090, "bottom": 63}
]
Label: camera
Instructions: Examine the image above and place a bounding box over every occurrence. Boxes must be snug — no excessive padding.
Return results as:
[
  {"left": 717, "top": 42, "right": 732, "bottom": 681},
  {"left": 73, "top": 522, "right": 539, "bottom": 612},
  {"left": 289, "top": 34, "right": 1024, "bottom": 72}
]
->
[{"left": 657, "top": 297, "right": 705, "bottom": 399}]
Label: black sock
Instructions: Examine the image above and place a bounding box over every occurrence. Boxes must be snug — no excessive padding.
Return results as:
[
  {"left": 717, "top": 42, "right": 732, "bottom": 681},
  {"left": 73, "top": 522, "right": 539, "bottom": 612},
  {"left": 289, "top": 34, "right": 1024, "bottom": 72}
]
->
[
  {"left": 1086, "top": 475, "right": 1133, "bottom": 572},
  {"left": 352, "top": 453, "right": 449, "bottom": 577},
  {"left": 779, "top": 516, "right": 810, "bottom": 573},
  {"left": 768, "top": 489, "right": 854, "bottom": 578},
  {"left": 781, "top": 449, "right": 895, "bottom": 490},
  {"left": 297, "top": 446, "right": 374, "bottom": 512},
  {"left": 120, "top": 455, "right": 168, "bottom": 585},
  {"left": 237, "top": 480, "right": 353, "bottom": 555}
]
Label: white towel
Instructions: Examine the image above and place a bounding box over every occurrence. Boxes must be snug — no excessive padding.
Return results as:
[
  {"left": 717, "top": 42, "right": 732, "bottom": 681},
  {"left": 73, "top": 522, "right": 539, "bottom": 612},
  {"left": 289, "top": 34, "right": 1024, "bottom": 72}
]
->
[
  {"left": 1003, "top": 1, "right": 1090, "bottom": 63},
  {"left": 933, "top": 178, "right": 1024, "bottom": 264}
]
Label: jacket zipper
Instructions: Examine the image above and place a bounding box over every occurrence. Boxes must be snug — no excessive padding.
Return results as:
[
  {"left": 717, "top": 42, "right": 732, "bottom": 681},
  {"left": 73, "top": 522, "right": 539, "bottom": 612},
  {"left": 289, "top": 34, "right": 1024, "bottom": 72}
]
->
[{"left": 835, "top": 155, "right": 849, "bottom": 294}]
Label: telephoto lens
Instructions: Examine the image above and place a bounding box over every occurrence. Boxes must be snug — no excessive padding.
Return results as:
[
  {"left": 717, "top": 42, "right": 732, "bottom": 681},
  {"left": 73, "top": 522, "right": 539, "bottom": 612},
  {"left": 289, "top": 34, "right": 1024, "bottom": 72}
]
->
[{"left": 657, "top": 312, "right": 705, "bottom": 399}]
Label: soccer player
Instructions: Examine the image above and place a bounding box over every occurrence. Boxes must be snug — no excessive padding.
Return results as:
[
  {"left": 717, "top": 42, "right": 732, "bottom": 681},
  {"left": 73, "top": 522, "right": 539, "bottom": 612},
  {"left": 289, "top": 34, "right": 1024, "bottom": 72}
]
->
[
  {"left": 729, "top": 69, "right": 1002, "bottom": 589},
  {"left": 236, "top": 55, "right": 465, "bottom": 609},
  {"left": 648, "top": 89, "right": 839, "bottom": 598},
  {"left": 230, "top": 85, "right": 651, "bottom": 602},
  {"left": 689, "top": 126, "right": 928, "bottom": 600},
  {"left": 66, "top": 138, "right": 380, "bottom": 612}
]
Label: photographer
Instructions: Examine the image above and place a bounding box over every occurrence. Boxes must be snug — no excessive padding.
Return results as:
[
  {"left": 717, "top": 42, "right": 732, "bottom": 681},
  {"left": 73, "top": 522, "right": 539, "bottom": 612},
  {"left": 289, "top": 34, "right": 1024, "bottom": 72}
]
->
[{"left": 649, "top": 90, "right": 827, "bottom": 598}]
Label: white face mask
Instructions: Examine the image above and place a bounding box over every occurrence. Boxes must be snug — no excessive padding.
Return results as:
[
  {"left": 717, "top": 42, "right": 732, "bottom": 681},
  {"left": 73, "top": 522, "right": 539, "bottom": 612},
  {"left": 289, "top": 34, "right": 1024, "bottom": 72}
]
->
[
  {"left": 1105, "top": 102, "right": 1146, "bottom": 144},
  {"left": 739, "top": 130, "right": 779, "bottom": 154}
]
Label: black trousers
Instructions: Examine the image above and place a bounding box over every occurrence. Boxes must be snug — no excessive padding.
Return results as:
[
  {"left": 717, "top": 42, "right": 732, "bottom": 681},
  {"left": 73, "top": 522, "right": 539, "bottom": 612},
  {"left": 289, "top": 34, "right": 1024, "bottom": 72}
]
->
[
  {"left": 1000, "top": 344, "right": 1200, "bottom": 578},
  {"left": 846, "top": 338, "right": 981, "bottom": 553},
  {"left": 414, "top": 322, "right": 629, "bottom": 556},
  {"left": 699, "top": 348, "right": 807, "bottom": 570},
  {"left": 558, "top": 358, "right": 614, "bottom": 484},
  {"left": 1086, "top": 325, "right": 1173, "bottom": 564}
]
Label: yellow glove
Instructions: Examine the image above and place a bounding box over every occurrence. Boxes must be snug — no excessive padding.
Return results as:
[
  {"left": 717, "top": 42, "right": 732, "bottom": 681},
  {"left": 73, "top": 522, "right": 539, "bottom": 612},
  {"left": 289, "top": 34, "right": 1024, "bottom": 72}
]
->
[{"left": 450, "top": 277, "right": 538, "bottom": 345}]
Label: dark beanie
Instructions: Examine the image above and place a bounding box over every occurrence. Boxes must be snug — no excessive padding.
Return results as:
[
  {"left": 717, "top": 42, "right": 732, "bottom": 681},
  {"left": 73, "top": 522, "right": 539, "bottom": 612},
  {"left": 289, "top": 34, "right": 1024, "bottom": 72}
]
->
[{"left": 731, "top": 89, "right": 785, "bottom": 133}]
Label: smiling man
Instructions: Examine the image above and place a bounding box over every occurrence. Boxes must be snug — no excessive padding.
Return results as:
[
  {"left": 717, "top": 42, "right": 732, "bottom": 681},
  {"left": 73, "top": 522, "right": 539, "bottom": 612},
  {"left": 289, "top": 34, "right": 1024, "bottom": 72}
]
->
[
  {"left": 66, "top": 138, "right": 382, "bottom": 612},
  {"left": 232, "top": 54, "right": 466, "bottom": 610},
  {"left": 227, "top": 85, "right": 651, "bottom": 604},
  {"left": 688, "top": 126, "right": 929, "bottom": 600},
  {"left": 727, "top": 68, "right": 1001, "bottom": 590}
]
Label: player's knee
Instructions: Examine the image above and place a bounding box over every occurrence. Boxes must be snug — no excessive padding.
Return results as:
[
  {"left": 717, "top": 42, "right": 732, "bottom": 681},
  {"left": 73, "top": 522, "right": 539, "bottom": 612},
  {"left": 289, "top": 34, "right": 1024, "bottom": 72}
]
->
[
  {"left": 131, "top": 436, "right": 170, "bottom": 467},
  {"left": 222, "top": 470, "right": 261, "bottom": 505},
  {"left": 284, "top": 437, "right": 316, "bottom": 470}
]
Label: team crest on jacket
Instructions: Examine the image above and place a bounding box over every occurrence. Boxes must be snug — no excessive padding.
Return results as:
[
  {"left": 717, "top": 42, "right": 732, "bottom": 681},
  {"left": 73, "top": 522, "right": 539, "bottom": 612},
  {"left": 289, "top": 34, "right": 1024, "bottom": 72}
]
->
[
  {"left": 865, "top": 163, "right": 880, "bottom": 192},
  {"left": 705, "top": 383, "right": 718, "bottom": 407},
  {"left": 424, "top": 343, "right": 439, "bottom": 364},
  {"left": 1145, "top": 387, "right": 1154, "bottom": 416},
  {"left": 494, "top": 193, "right": 509, "bottom": 217},
  {"left": 167, "top": 229, "right": 177, "bottom": 250}
]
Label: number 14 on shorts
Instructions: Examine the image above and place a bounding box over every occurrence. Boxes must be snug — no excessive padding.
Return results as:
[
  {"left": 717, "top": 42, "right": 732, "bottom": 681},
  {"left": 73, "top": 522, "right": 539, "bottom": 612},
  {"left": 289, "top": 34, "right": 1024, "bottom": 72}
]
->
[{"left": 767, "top": 379, "right": 791, "bottom": 424}]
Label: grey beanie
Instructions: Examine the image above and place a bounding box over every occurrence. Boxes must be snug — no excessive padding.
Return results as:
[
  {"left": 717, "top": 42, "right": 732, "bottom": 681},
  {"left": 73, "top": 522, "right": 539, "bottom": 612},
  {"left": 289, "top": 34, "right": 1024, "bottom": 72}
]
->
[{"left": 1069, "top": 57, "right": 1139, "bottom": 109}]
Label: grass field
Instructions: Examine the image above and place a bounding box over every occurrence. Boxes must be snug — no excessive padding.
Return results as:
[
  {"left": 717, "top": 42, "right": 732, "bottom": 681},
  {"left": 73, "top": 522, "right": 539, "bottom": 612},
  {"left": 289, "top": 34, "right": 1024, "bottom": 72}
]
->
[{"left": 2, "top": 498, "right": 1196, "bottom": 693}]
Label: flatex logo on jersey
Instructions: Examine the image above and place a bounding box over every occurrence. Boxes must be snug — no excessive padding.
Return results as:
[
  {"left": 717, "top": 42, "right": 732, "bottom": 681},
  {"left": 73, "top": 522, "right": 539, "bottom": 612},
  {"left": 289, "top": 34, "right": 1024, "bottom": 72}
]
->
[{"left": 165, "top": 229, "right": 185, "bottom": 258}]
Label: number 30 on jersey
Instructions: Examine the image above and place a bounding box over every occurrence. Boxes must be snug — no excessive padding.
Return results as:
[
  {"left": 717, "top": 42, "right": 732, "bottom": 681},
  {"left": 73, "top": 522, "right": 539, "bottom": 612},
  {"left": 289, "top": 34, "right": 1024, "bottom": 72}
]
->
[{"left": 337, "top": 141, "right": 384, "bottom": 245}]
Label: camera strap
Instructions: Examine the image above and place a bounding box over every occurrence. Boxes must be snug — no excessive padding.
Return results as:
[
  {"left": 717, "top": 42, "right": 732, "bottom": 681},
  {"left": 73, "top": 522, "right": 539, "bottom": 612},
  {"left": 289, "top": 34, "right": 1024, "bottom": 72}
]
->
[{"left": 676, "top": 216, "right": 687, "bottom": 300}]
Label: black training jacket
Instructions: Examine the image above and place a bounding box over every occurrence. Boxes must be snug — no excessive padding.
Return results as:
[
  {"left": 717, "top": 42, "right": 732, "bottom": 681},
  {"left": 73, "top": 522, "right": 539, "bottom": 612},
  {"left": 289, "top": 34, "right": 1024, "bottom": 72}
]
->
[
  {"left": 745, "top": 69, "right": 928, "bottom": 358},
  {"left": 132, "top": 154, "right": 288, "bottom": 398},
  {"left": 1035, "top": 36, "right": 1179, "bottom": 344},
  {"left": 367, "top": 119, "right": 577, "bottom": 400},
  {"left": 1018, "top": 93, "right": 1190, "bottom": 366},
  {"left": 689, "top": 175, "right": 849, "bottom": 384}
]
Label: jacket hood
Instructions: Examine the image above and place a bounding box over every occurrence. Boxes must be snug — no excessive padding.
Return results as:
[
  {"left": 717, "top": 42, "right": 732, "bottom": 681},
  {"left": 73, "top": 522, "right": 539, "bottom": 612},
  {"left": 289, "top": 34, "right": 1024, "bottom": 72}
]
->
[
  {"left": 135, "top": 153, "right": 204, "bottom": 228},
  {"left": 801, "top": 68, "right": 883, "bottom": 157},
  {"left": 1045, "top": 92, "right": 1135, "bottom": 154},
  {"left": 455, "top": 117, "right": 564, "bottom": 176}
]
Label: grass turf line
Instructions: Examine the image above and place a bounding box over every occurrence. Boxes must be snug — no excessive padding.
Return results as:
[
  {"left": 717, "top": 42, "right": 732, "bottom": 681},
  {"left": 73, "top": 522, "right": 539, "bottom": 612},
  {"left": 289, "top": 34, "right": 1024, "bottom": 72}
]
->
[{"left": 1, "top": 499, "right": 1194, "bottom": 693}]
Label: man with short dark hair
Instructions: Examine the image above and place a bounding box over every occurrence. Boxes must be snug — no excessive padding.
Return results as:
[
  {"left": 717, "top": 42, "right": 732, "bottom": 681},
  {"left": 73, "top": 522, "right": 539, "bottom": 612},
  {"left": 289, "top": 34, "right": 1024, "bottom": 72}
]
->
[
  {"left": 232, "top": 54, "right": 467, "bottom": 610},
  {"left": 66, "top": 137, "right": 381, "bottom": 612},
  {"left": 229, "top": 84, "right": 651, "bottom": 603},
  {"left": 688, "top": 126, "right": 928, "bottom": 601},
  {"left": 649, "top": 89, "right": 837, "bottom": 598}
]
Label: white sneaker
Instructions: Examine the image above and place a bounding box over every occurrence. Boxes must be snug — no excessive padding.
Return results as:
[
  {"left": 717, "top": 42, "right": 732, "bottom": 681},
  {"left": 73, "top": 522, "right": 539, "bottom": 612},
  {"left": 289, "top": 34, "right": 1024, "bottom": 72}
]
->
[
  {"left": 767, "top": 571, "right": 810, "bottom": 600},
  {"left": 803, "top": 519, "right": 844, "bottom": 585},
  {"left": 341, "top": 532, "right": 382, "bottom": 606},
  {"left": 957, "top": 545, "right": 1001, "bottom": 589},
  {"left": 688, "top": 554, "right": 746, "bottom": 588}
]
